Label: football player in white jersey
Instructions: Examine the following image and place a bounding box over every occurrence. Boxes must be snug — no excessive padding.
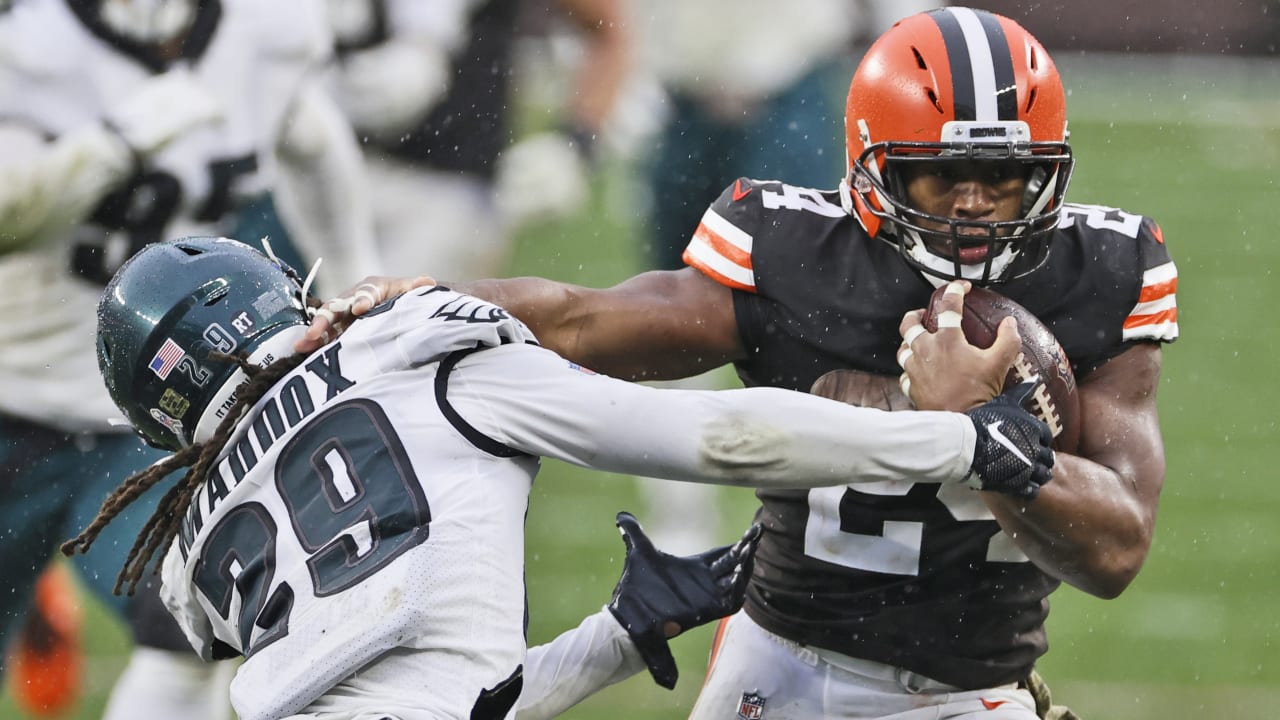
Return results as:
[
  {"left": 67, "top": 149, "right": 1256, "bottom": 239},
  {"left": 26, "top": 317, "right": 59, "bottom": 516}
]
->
[
  {"left": 64, "top": 236, "right": 1052, "bottom": 720},
  {"left": 0, "top": 0, "right": 378, "bottom": 717}
]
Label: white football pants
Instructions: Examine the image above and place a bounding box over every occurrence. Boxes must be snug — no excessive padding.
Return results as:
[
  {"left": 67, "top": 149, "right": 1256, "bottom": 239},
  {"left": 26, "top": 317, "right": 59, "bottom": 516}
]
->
[{"left": 688, "top": 610, "right": 1039, "bottom": 720}]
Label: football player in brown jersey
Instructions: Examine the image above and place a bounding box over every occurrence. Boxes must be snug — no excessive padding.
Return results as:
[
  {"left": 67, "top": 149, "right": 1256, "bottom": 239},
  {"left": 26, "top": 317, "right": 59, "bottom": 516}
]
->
[{"left": 301, "top": 7, "right": 1177, "bottom": 719}]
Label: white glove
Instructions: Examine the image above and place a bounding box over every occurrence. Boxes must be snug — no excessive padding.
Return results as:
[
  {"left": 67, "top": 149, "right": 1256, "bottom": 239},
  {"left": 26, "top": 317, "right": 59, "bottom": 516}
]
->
[
  {"left": 494, "top": 132, "right": 590, "bottom": 230},
  {"left": 329, "top": 38, "right": 451, "bottom": 139},
  {"left": 104, "top": 67, "right": 224, "bottom": 156}
]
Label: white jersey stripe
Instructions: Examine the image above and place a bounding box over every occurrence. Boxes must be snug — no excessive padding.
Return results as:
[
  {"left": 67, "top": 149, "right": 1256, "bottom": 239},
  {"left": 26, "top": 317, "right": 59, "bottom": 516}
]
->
[
  {"left": 1123, "top": 321, "right": 1179, "bottom": 342},
  {"left": 1130, "top": 294, "right": 1177, "bottom": 318},
  {"left": 1143, "top": 261, "right": 1178, "bottom": 286},
  {"left": 1124, "top": 259, "right": 1179, "bottom": 342},
  {"left": 685, "top": 238, "right": 756, "bottom": 290},
  {"left": 948, "top": 7, "right": 999, "bottom": 121}
]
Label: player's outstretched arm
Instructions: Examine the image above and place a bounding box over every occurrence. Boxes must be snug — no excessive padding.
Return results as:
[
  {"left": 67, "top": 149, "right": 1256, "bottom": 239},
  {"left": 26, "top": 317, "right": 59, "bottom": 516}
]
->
[
  {"left": 297, "top": 268, "right": 744, "bottom": 381},
  {"left": 515, "top": 514, "right": 761, "bottom": 719},
  {"left": 810, "top": 368, "right": 1057, "bottom": 500},
  {"left": 450, "top": 340, "right": 1001, "bottom": 489}
]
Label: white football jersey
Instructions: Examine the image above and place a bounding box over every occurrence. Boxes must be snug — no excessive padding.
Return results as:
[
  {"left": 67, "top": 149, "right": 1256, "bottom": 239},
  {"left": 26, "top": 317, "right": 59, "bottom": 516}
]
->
[
  {"left": 163, "top": 288, "right": 541, "bottom": 720},
  {"left": 161, "top": 287, "right": 978, "bottom": 720},
  {"left": 0, "top": 0, "right": 329, "bottom": 430}
]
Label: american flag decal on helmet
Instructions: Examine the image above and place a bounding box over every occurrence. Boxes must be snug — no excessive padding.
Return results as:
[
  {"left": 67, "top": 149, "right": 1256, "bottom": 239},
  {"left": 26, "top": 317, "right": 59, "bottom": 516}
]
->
[{"left": 148, "top": 338, "right": 186, "bottom": 380}]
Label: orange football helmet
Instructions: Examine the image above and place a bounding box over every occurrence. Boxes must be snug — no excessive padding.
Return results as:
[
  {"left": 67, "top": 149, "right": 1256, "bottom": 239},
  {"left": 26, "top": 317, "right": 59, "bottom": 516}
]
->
[{"left": 841, "top": 7, "right": 1073, "bottom": 284}]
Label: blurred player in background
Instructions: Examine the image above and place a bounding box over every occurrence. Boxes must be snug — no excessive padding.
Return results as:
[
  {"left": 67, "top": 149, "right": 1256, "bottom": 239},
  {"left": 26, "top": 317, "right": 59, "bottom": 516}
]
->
[
  {"left": 324, "top": 0, "right": 630, "bottom": 282},
  {"left": 68, "top": 236, "right": 1050, "bottom": 719},
  {"left": 0, "top": 0, "right": 378, "bottom": 716},
  {"left": 625, "top": 0, "right": 945, "bottom": 554},
  {"left": 303, "top": 6, "right": 1179, "bottom": 718}
]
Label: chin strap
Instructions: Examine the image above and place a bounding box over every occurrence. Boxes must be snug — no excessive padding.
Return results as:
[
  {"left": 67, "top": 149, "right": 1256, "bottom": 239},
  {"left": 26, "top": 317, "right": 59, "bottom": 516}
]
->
[
  {"left": 838, "top": 175, "right": 856, "bottom": 216},
  {"left": 904, "top": 231, "right": 1020, "bottom": 286},
  {"left": 299, "top": 258, "right": 323, "bottom": 319}
]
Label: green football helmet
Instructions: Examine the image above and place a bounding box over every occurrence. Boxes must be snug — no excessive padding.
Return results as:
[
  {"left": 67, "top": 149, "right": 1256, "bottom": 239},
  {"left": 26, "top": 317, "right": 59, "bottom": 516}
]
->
[{"left": 97, "top": 237, "right": 310, "bottom": 451}]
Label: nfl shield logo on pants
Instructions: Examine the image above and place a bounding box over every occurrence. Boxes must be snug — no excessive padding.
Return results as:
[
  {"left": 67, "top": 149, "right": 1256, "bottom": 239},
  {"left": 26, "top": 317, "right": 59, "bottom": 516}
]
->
[{"left": 737, "top": 691, "right": 766, "bottom": 719}]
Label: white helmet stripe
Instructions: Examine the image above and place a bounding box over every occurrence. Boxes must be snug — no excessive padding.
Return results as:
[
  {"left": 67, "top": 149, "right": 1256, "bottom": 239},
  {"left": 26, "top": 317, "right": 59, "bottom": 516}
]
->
[
  {"left": 932, "top": 8, "right": 1018, "bottom": 123},
  {"left": 949, "top": 8, "right": 999, "bottom": 121}
]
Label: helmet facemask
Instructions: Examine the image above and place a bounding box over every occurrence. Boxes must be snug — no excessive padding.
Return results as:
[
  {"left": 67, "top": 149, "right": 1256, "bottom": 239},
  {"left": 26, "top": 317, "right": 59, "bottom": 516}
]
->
[
  {"left": 841, "top": 7, "right": 1076, "bottom": 285},
  {"left": 850, "top": 121, "right": 1073, "bottom": 285}
]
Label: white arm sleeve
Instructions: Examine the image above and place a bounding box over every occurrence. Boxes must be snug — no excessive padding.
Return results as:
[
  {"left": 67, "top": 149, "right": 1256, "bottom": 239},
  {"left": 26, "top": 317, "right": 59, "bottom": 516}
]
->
[
  {"left": 274, "top": 80, "right": 381, "bottom": 294},
  {"left": 0, "top": 122, "right": 132, "bottom": 251},
  {"left": 515, "top": 608, "right": 645, "bottom": 720},
  {"left": 446, "top": 344, "right": 977, "bottom": 489}
]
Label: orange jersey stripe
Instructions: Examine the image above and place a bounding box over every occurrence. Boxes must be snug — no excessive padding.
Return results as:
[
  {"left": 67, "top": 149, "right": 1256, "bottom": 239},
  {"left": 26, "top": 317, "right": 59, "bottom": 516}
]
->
[
  {"left": 692, "top": 221, "right": 754, "bottom": 269},
  {"left": 1123, "top": 307, "right": 1178, "bottom": 330},
  {"left": 1138, "top": 276, "right": 1178, "bottom": 303}
]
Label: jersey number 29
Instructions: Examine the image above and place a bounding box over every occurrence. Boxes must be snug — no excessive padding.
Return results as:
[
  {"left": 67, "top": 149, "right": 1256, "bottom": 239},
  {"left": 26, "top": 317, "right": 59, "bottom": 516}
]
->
[{"left": 192, "top": 399, "right": 431, "bottom": 656}]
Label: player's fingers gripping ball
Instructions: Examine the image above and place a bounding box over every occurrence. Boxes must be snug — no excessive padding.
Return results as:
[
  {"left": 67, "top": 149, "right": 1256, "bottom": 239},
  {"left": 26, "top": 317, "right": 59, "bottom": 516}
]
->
[
  {"left": 915, "top": 282, "right": 1081, "bottom": 451},
  {"left": 931, "top": 280, "right": 969, "bottom": 334},
  {"left": 898, "top": 281, "right": 967, "bottom": 402},
  {"left": 896, "top": 307, "right": 932, "bottom": 402},
  {"left": 897, "top": 320, "right": 926, "bottom": 399},
  {"left": 907, "top": 281, "right": 1027, "bottom": 411},
  {"left": 897, "top": 316, "right": 925, "bottom": 370}
]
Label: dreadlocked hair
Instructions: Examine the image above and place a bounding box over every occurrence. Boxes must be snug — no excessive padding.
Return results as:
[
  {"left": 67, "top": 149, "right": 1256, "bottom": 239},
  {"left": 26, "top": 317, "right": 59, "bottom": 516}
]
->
[{"left": 61, "top": 350, "right": 310, "bottom": 595}]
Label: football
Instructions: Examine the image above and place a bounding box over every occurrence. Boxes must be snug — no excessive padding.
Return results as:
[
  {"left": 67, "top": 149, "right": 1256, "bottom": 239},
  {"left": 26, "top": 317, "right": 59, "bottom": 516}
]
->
[{"left": 922, "top": 286, "right": 1081, "bottom": 453}]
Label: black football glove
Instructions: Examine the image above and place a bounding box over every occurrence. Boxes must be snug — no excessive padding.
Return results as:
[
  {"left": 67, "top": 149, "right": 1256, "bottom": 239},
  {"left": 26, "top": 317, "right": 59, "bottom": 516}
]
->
[
  {"left": 962, "top": 381, "right": 1056, "bottom": 500},
  {"left": 606, "top": 512, "right": 762, "bottom": 690}
]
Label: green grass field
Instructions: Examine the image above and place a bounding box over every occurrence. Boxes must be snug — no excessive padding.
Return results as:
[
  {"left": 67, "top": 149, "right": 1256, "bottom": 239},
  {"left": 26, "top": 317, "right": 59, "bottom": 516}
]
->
[{"left": 4, "top": 54, "right": 1278, "bottom": 719}]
